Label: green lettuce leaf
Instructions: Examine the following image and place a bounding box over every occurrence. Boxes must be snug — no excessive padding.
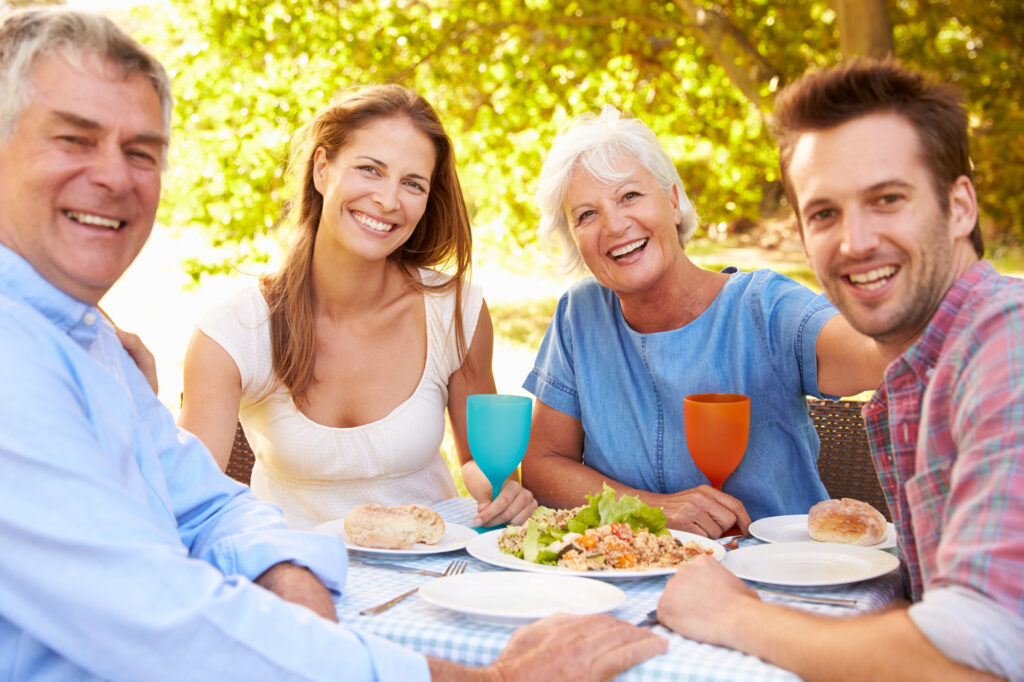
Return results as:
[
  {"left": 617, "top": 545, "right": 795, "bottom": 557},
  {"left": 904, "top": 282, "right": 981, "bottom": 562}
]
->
[
  {"left": 523, "top": 519, "right": 542, "bottom": 563},
  {"left": 567, "top": 483, "right": 668, "bottom": 535},
  {"left": 522, "top": 518, "right": 567, "bottom": 563}
]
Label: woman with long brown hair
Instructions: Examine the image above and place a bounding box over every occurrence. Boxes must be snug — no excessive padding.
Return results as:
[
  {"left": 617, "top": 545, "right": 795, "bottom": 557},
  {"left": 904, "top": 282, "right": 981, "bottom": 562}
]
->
[{"left": 179, "top": 84, "right": 536, "bottom": 529}]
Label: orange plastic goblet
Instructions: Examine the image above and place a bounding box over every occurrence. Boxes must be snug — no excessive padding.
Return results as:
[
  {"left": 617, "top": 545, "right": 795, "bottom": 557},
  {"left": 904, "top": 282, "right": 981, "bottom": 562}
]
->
[{"left": 683, "top": 393, "right": 750, "bottom": 489}]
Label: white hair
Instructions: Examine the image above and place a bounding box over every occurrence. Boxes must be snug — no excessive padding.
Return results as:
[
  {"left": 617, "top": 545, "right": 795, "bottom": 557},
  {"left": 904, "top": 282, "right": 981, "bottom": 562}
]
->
[
  {"left": 0, "top": 7, "right": 172, "bottom": 143},
  {"left": 534, "top": 105, "right": 699, "bottom": 273}
]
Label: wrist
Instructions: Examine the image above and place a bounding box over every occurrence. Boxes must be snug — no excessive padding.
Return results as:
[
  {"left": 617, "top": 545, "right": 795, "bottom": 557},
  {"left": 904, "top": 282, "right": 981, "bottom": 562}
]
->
[
  {"left": 255, "top": 561, "right": 304, "bottom": 588},
  {"left": 708, "top": 593, "right": 768, "bottom": 648},
  {"left": 428, "top": 658, "right": 502, "bottom": 682}
]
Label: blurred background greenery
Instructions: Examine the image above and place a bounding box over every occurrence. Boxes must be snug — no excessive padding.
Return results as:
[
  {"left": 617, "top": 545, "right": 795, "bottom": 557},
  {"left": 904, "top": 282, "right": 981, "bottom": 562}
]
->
[
  {"left": 12, "top": 1, "right": 1024, "bottom": 452},
  {"left": 97, "top": 0, "right": 1024, "bottom": 282}
]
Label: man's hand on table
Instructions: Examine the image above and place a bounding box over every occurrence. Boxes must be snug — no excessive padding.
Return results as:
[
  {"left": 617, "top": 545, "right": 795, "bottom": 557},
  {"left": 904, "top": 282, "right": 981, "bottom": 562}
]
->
[
  {"left": 254, "top": 562, "right": 337, "bottom": 621},
  {"left": 429, "top": 613, "right": 667, "bottom": 681},
  {"left": 657, "top": 555, "right": 759, "bottom": 646},
  {"left": 657, "top": 555, "right": 1005, "bottom": 681},
  {"left": 659, "top": 485, "right": 751, "bottom": 538}
]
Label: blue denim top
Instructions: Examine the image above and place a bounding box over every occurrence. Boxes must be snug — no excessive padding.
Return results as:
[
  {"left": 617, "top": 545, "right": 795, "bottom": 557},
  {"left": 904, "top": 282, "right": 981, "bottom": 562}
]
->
[{"left": 523, "top": 268, "right": 836, "bottom": 520}]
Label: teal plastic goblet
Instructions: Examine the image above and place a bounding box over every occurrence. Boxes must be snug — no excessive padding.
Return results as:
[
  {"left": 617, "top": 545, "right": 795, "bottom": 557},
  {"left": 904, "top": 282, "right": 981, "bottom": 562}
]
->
[{"left": 467, "top": 394, "right": 532, "bottom": 529}]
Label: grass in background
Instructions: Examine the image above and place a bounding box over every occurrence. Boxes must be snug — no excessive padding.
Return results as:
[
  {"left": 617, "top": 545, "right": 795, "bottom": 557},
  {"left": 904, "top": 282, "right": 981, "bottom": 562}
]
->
[{"left": 489, "top": 298, "right": 558, "bottom": 349}]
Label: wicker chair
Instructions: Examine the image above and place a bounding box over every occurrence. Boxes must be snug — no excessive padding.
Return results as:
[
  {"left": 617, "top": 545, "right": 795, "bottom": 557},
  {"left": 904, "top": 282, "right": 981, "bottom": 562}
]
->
[
  {"left": 225, "top": 421, "right": 255, "bottom": 486},
  {"left": 808, "top": 398, "right": 891, "bottom": 521}
]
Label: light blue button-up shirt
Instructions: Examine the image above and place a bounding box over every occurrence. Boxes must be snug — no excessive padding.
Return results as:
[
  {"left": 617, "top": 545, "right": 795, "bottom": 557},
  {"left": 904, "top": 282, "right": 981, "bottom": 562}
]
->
[{"left": 0, "top": 244, "right": 429, "bottom": 681}]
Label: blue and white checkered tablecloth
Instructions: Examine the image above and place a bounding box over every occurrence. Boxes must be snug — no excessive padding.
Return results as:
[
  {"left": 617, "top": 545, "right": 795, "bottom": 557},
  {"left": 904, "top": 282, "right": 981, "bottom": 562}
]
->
[{"left": 332, "top": 497, "right": 904, "bottom": 681}]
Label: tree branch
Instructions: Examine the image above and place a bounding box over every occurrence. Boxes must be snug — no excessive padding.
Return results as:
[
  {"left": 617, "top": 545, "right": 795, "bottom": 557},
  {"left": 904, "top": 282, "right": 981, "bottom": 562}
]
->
[
  {"left": 669, "top": 0, "right": 780, "bottom": 107},
  {"left": 399, "top": 5, "right": 780, "bottom": 111},
  {"left": 396, "top": 14, "right": 692, "bottom": 82}
]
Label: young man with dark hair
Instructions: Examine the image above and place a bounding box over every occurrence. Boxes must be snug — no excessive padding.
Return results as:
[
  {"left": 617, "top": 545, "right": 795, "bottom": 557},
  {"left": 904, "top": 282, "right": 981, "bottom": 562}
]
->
[{"left": 658, "top": 59, "right": 1023, "bottom": 681}]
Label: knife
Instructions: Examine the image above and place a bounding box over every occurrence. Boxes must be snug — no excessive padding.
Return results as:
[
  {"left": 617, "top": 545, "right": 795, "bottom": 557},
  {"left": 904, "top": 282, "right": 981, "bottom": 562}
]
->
[
  {"left": 348, "top": 558, "right": 444, "bottom": 577},
  {"left": 756, "top": 588, "right": 858, "bottom": 607},
  {"left": 634, "top": 609, "right": 659, "bottom": 628}
]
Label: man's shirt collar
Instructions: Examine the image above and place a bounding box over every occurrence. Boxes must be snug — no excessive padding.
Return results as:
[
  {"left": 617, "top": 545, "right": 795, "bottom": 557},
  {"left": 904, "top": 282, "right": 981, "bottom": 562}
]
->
[{"left": 0, "top": 243, "right": 101, "bottom": 341}]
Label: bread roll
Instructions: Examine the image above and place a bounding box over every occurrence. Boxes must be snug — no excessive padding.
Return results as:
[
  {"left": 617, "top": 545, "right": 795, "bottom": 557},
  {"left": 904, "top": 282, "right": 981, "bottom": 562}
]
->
[
  {"left": 807, "top": 498, "right": 887, "bottom": 546},
  {"left": 343, "top": 504, "right": 445, "bottom": 549}
]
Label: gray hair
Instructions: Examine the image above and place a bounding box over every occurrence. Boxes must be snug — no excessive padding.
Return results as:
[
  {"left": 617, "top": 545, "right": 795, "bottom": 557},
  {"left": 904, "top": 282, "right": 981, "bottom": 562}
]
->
[
  {"left": 0, "top": 6, "right": 172, "bottom": 142},
  {"left": 535, "top": 106, "right": 699, "bottom": 273}
]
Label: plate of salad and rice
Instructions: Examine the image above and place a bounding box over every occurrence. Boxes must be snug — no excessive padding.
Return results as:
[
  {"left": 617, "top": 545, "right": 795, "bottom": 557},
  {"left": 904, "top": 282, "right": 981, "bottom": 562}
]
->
[{"left": 466, "top": 485, "right": 725, "bottom": 580}]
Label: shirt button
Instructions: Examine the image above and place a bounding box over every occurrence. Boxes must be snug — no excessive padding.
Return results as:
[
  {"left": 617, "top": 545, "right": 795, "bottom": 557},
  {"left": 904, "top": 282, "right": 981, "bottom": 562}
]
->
[{"left": 83, "top": 312, "right": 97, "bottom": 325}]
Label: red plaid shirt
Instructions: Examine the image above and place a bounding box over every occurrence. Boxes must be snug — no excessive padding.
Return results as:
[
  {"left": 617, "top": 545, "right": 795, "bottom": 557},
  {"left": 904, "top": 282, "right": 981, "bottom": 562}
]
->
[{"left": 864, "top": 261, "right": 1024, "bottom": 616}]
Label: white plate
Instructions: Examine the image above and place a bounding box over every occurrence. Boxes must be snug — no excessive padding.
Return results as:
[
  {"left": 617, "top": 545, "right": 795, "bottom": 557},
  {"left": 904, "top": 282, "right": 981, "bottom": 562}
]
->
[
  {"left": 721, "top": 541, "right": 899, "bottom": 586},
  {"left": 749, "top": 514, "right": 896, "bottom": 549},
  {"left": 466, "top": 528, "right": 725, "bottom": 580},
  {"left": 418, "top": 571, "right": 627, "bottom": 625},
  {"left": 312, "top": 519, "right": 478, "bottom": 557}
]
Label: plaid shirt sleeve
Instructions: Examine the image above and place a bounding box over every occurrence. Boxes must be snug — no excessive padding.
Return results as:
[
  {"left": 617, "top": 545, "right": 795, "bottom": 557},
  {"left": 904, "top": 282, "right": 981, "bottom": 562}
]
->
[{"left": 924, "top": 287, "right": 1024, "bottom": 618}]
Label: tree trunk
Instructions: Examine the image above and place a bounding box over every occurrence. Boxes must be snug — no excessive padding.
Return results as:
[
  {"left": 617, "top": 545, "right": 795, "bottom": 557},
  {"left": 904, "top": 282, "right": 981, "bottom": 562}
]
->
[{"left": 831, "top": 0, "right": 894, "bottom": 59}]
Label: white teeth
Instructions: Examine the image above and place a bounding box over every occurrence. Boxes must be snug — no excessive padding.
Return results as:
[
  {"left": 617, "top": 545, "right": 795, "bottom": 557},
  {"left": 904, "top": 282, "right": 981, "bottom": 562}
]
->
[
  {"left": 848, "top": 265, "right": 897, "bottom": 290},
  {"left": 610, "top": 238, "right": 648, "bottom": 258},
  {"left": 64, "top": 211, "right": 123, "bottom": 230},
  {"left": 352, "top": 211, "right": 394, "bottom": 233}
]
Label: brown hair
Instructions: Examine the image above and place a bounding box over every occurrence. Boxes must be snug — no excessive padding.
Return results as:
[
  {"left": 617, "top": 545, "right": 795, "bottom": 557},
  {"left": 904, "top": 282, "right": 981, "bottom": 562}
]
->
[
  {"left": 771, "top": 58, "right": 983, "bottom": 257},
  {"left": 259, "top": 84, "right": 473, "bottom": 402}
]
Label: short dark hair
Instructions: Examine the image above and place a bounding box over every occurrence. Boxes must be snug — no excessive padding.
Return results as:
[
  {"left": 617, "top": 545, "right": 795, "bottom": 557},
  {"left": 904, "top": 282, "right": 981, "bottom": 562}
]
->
[{"left": 771, "top": 58, "right": 983, "bottom": 258}]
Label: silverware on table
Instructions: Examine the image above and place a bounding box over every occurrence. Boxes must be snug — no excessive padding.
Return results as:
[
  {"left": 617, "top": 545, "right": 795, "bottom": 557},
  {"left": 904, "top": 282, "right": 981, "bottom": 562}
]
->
[
  {"left": 348, "top": 558, "right": 444, "bottom": 577},
  {"left": 634, "top": 609, "right": 660, "bottom": 628},
  {"left": 755, "top": 588, "right": 858, "bottom": 607},
  {"left": 721, "top": 534, "right": 753, "bottom": 550},
  {"left": 360, "top": 559, "right": 467, "bottom": 615}
]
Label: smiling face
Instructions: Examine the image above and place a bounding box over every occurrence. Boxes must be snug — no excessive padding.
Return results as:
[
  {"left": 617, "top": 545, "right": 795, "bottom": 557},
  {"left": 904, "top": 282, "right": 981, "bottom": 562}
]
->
[
  {"left": 563, "top": 154, "right": 684, "bottom": 296},
  {"left": 790, "top": 112, "right": 977, "bottom": 355},
  {"left": 0, "top": 53, "right": 166, "bottom": 305},
  {"left": 312, "top": 115, "right": 436, "bottom": 263}
]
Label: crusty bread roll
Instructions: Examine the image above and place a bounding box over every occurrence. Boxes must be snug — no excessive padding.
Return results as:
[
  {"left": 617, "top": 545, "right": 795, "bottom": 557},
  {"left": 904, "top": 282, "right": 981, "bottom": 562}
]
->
[
  {"left": 808, "top": 498, "right": 887, "bottom": 546},
  {"left": 343, "top": 504, "right": 445, "bottom": 549}
]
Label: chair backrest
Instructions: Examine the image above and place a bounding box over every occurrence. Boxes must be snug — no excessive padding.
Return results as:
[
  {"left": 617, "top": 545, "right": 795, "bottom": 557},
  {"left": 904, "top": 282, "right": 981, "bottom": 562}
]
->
[
  {"left": 808, "top": 398, "right": 892, "bottom": 521},
  {"left": 225, "top": 421, "right": 254, "bottom": 486}
]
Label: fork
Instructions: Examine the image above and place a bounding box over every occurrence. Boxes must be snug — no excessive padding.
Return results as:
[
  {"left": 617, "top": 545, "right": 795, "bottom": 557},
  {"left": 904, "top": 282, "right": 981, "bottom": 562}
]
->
[
  {"left": 347, "top": 558, "right": 444, "bottom": 577},
  {"left": 359, "top": 559, "right": 467, "bottom": 615}
]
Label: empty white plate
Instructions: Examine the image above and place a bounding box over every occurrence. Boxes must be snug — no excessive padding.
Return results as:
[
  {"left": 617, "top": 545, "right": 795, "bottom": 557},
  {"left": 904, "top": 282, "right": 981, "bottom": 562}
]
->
[
  {"left": 722, "top": 541, "right": 900, "bottom": 587},
  {"left": 418, "top": 571, "right": 626, "bottom": 624}
]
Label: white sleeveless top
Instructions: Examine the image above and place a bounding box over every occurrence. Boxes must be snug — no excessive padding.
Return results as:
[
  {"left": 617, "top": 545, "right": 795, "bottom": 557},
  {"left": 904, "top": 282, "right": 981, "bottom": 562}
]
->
[{"left": 197, "top": 269, "right": 482, "bottom": 529}]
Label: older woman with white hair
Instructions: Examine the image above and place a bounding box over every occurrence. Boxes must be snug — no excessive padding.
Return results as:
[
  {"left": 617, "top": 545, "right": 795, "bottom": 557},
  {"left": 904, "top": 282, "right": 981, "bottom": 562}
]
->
[{"left": 520, "top": 107, "right": 887, "bottom": 537}]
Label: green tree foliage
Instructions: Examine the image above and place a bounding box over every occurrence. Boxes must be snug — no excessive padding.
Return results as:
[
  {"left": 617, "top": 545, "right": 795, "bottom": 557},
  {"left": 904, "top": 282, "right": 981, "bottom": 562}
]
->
[{"left": 134, "top": 0, "right": 1024, "bottom": 280}]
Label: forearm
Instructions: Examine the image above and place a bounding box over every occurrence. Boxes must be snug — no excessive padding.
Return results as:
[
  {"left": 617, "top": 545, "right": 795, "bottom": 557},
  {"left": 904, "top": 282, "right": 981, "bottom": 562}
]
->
[
  {"left": 815, "top": 315, "right": 890, "bottom": 396},
  {"left": 713, "top": 599, "right": 998, "bottom": 681},
  {"left": 522, "top": 453, "right": 647, "bottom": 509},
  {"left": 254, "top": 562, "right": 337, "bottom": 622},
  {"left": 428, "top": 658, "right": 492, "bottom": 681}
]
